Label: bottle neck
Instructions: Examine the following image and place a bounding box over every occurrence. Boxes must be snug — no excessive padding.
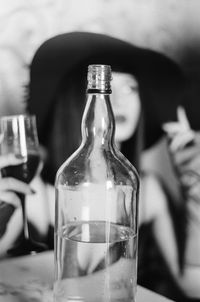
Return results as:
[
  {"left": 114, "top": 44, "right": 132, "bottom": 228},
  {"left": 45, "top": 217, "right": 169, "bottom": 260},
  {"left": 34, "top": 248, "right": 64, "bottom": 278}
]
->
[{"left": 81, "top": 92, "right": 115, "bottom": 149}]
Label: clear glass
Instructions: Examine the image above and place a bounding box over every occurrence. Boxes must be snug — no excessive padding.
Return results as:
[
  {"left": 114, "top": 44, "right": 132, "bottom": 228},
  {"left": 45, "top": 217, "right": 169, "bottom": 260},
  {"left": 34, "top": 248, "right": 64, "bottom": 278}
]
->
[
  {"left": 0, "top": 114, "right": 47, "bottom": 256},
  {"left": 54, "top": 65, "right": 139, "bottom": 302}
]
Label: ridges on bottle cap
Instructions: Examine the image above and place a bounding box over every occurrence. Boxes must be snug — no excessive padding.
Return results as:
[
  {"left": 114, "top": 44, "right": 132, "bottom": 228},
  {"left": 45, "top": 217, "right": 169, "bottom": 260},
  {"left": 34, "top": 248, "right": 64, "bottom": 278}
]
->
[{"left": 87, "top": 65, "right": 112, "bottom": 93}]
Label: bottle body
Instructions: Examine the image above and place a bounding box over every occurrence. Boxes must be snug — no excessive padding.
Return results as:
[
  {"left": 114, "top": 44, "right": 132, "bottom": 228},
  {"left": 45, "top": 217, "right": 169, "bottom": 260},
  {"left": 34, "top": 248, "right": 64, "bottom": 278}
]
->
[
  {"left": 54, "top": 185, "right": 138, "bottom": 302},
  {"left": 54, "top": 65, "right": 139, "bottom": 302}
]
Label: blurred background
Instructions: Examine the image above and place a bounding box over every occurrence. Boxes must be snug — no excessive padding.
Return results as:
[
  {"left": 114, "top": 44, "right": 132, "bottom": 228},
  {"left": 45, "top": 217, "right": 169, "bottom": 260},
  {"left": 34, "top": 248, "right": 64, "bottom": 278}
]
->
[{"left": 1, "top": 0, "right": 200, "bottom": 200}]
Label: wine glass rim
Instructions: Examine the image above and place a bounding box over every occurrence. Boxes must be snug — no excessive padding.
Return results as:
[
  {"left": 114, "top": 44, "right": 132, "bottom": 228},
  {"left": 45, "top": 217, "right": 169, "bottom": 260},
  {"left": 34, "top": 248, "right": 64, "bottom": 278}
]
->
[{"left": 0, "top": 114, "right": 36, "bottom": 121}]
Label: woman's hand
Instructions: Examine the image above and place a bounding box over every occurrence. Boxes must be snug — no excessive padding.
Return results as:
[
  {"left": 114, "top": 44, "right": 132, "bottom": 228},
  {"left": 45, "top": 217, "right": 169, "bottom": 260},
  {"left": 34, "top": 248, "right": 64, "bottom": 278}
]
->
[
  {"left": 0, "top": 154, "right": 34, "bottom": 238},
  {"left": 0, "top": 154, "right": 34, "bottom": 208},
  {"left": 163, "top": 108, "right": 200, "bottom": 268},
  {"left": 162, "top": 106, "right": 200, "bottom": 191},
  {"left": 163, "top": 106, "right": 200, "bottom": 228}
]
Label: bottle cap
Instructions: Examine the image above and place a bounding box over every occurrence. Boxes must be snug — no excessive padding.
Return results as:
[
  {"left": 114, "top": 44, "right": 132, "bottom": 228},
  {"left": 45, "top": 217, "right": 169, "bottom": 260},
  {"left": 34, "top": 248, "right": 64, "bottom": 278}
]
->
[{"left": 87, "top": 65, "right": 112, "bottom": 93}]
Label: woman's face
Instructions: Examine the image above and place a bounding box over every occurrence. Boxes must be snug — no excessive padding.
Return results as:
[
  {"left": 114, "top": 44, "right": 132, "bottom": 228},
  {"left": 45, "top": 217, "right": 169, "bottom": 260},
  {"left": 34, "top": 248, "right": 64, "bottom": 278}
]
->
[{"left": 111, "top": 72, "right": 141, "bottom": 144}]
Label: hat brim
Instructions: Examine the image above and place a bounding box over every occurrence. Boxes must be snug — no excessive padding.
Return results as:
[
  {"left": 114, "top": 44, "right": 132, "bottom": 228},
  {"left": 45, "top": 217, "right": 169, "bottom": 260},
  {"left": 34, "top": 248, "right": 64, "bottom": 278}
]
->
[{"left": 28, "top": 31, "right": 185, "bottom": 149}]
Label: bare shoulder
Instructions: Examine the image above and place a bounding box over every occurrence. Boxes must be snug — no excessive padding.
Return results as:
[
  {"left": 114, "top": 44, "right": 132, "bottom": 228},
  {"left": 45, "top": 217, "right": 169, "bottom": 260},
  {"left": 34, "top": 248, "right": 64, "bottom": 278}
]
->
[{"left": 140, "top": 173, "right": 169, "bottom": 224}]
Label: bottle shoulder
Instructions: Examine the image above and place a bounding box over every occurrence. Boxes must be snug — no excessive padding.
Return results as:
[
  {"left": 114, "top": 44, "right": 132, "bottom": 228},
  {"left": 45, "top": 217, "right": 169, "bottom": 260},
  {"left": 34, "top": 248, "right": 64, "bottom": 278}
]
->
[{"left": 56, "top": 146, "right": 140, "bottom": 190}]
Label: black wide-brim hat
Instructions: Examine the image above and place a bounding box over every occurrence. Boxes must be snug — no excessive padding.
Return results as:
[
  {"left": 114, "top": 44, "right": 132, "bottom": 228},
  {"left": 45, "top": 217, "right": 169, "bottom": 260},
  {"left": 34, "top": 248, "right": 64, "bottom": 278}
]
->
[
  {"left": 27, "top": 31, "right": 186, "bottom": 149},
  {"left": 182, "top": 88, "right": 200, "bottom": 131}
]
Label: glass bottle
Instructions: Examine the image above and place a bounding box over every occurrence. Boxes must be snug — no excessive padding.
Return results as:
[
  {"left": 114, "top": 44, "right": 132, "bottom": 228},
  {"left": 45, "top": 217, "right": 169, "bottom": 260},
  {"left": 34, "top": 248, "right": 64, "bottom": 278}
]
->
[{"left": 54, "top": 65, "right": 140, "bottom": 302}]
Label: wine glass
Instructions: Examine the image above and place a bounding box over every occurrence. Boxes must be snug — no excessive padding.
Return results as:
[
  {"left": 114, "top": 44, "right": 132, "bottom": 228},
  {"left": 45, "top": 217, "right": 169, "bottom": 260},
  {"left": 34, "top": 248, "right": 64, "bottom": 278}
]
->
[{"left": 0, "top": 114, "right": 48, "bottom": 256}]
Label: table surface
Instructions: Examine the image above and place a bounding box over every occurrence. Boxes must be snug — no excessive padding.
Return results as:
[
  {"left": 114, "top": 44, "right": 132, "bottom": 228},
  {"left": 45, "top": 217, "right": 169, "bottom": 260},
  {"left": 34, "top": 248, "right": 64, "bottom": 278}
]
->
[{"left": 0, "top": 251, "right": 174, "bottom": 302}]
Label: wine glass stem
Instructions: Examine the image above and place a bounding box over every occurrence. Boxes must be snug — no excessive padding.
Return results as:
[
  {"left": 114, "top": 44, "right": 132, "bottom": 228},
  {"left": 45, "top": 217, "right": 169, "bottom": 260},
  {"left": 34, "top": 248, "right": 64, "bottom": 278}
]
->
[{"left": 19, "top": 193, "right": 29, "bottom": 240}]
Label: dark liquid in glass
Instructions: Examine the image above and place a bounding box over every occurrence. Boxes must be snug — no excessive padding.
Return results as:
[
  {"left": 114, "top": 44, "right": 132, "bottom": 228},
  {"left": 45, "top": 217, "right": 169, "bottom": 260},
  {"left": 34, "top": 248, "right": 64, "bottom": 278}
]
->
[{"left": 1, "top": 153, "right": 40, "bottom": 183}]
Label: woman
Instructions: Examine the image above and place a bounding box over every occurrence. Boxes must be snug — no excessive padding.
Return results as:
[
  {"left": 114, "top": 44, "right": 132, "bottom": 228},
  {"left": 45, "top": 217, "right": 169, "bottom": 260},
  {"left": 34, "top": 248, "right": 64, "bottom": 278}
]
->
[{"left": 0, "top": 32, "right": 198, "bottom": 301}]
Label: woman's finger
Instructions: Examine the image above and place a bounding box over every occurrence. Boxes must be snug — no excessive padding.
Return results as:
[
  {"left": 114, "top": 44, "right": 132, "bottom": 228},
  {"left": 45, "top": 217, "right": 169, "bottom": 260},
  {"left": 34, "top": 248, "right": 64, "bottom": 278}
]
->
[
  {"left": 177, "top": 106, "right": 191, "bottom": 129},
  {"left": 171, "top": 142, "right": 199, "bottom": 166},
  {"left": 0, "top": 177, "right": 33, "bottom": 195},
  {"left": 162, "top": 122, "right": 186, "bottom": 135},
  {"left": 169, "top": 131, "right": 195, "bottom": 152},
  {"left": 179, "top": 153, "right": 200, "bottom": 175},
  {"left": 0, "top": 154, "right": 24, "bottom": 169},
  {"left": 0, "top": 191, "right": 21, "bottom": 208},
  {"left": 162, "top": 107, "right": 191, "bottom": 139}
]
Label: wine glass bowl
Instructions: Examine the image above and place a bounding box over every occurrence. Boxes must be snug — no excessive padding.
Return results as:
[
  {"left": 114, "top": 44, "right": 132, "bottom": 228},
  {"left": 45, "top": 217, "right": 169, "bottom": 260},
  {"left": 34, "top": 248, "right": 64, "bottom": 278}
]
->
[{"left": 0, "top": 114, "right": 48, "bottom": 256}]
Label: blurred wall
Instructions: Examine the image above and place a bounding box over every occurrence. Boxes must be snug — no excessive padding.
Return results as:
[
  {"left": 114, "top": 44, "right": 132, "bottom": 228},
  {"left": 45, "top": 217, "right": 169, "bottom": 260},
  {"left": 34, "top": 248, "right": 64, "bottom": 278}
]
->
[
  {"left": 0, "top": 0, "right": 200, "bottom": 115},
  {"left": 1, "top": 0, "right": 200, "bottom": 196}
]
